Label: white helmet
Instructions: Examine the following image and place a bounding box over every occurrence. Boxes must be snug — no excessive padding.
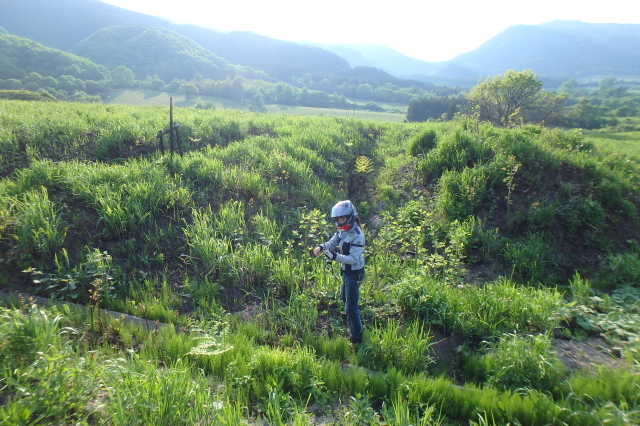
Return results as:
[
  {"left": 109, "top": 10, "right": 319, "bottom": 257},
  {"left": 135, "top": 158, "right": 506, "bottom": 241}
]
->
[{"left": 331, "top": 200, "right": 358, "bottom": 231}]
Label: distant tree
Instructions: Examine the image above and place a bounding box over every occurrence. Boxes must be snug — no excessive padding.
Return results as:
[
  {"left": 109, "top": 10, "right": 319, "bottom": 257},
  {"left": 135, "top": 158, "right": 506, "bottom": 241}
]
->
[
  {"left": 275, "top": 82, "right": 296, "bottom": 105},
  {"left": 558, "top": 79, "right": 578, "bottom": 95},
  {"left": 467, "top": 69, "right": 565, "bottom": 126},
  {"left": 140, "top": 75, "right": 164, "bottom": 91},
  {"left": 407, "top": 96, "right": 459, "bottom": 122},
  {"left": 318, "top": 78, "right": 333, "bottom": 93},
  {"left": 356, "top": 84, "right": 374, "bottom": 101},
  {"left": 111, "top": 66, "right": 135, "bottom": 87},
  {"left": 598, "top": 77, "right": 617, "bottom": 91},
  {"left": 251, "top": 89, "right": 264, "bottom": 107},
  {"left": 194, "top": 101, "right": 215, "bottom": 110},
  {"left": 179, "top": 81, "right": 199, "bottom": 100},
  {"left": 363, "top": 101, "right": 384, "bottom": 112},
  {"left": 166, "top": 78, "right": 186, "bottom": 93},
  {"left": 565, "top": 98, "right": 609, "bottom": 129},
  {"left": 0, "top": 79, "right": 21, "bottom": 90}
]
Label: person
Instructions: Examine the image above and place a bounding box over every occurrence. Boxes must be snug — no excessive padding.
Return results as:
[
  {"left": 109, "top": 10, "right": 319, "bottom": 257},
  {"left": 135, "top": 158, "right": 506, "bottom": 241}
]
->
[{"left": 313, "top": 200, "right": 365, "bottom": 344}]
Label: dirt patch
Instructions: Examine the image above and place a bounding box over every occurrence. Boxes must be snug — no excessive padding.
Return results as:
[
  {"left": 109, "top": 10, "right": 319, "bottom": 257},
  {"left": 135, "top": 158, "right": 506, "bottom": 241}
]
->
[
  {"left": 428, "top": 330, "right": 466, "bottom": 381},
  {"left": 552, "top": 337, "right": 627, "bottom": 373}
]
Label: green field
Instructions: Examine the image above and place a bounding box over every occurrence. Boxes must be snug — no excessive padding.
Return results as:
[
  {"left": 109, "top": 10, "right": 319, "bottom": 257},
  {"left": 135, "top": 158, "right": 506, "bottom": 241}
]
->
[
  {"left": 585, "top": 131, "right": 640, "bottom": 157},
  {"left": 105, "top": 89, "right": 408, "bottom": 123},
  {"left": 1, "top": 100, "right": 639, "bottom": 425}
]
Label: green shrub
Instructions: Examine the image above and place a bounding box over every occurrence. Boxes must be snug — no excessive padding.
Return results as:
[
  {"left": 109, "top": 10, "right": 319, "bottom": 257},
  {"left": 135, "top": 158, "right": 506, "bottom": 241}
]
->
[
  {"left": 408, "top": 128, "right": 438, "bottom": 157},
  {"left": 12, "top": 186, "right": 67, "bottom": 257},
  {"left": 502, "top": 233, "right": 548, "bottom": 283},
  {"left": 397, "top": 277, "right": 562, "bottom": 339},
  {"left": 417, "top": 128, "right": 485, "bottom": 180},
  {"left": 358, "top": 319, "right": 434, "bottom": 375},
  {"left": 435, "top": 166, "right": 488, "bottom": 221},
  {"left": 476, "top": 333, "right": 566, "bottom": 392}
]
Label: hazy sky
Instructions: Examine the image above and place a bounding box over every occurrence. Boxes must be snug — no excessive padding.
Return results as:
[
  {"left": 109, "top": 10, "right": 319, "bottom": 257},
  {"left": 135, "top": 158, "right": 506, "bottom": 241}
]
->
[{"left": 100, "top": 0, "right": 639, "bottom": 62}]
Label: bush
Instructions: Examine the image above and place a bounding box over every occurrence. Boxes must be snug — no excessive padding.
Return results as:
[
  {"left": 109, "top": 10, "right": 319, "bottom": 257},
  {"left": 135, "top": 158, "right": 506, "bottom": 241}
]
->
[
  {"left": 477, "top": 333, "right": 566, "bottom": 392},
  {"left": 408, "top": 128, "right": 438, "bottom": 157}
]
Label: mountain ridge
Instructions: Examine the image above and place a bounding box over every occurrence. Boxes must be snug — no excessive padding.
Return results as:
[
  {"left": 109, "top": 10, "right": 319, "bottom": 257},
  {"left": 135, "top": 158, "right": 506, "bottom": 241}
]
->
[{"left": 1, "top": 0, "right": 639, "bottom": 87}]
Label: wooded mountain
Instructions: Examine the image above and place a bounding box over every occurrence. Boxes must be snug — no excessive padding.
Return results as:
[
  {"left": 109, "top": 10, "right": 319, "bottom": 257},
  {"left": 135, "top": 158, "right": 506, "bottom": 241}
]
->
[
  {"left": 0, "top": 0, "right": 348, "bottom": 80},
  {"left": 0, "top": 0, "right": 423, "bottom": 89},
  {"left": 72, "top": 25, "right": 269, "bottom": 82},
  {"left": 0, "top": 33, "right": 110, "bottom": 81},
  {"left": 448, "top": 22, "right": 640, "bottom": 80},
  {"left": 2, "top": 0, "right": 638, "bottom": 89},
  {"left": 311, "top": 21, "right": 640, "bottom": 87}
]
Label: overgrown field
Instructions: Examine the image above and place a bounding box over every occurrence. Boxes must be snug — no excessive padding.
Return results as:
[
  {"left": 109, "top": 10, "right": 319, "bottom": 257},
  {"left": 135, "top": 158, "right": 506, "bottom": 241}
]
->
[
  {"left": 104, "top": 88, "right": 408, "bottom": 122},
  {"left": 1, "top": 100, "right": 639, "bottom": 425}
]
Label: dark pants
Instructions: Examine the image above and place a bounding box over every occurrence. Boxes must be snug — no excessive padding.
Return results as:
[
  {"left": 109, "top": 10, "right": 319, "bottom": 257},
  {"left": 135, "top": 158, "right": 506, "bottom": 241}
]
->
[{"left": 340, "top": 270, "right": 364, "bottom": 344}]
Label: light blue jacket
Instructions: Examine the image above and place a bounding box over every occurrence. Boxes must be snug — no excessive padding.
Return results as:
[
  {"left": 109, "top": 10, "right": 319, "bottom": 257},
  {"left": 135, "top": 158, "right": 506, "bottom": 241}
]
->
[{"left": 321, "top": 225, "right": 365, "bottom": 273}]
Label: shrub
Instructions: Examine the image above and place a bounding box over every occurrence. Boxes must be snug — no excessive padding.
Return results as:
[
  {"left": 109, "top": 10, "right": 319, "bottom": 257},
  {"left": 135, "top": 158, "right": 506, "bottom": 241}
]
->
[
  {"left": 358, "top": 319, "right": 434, "bottom": 375},
  {"left": 408, "top": 128, "right": 438, "bottom": 157},
  {"left": 478, "top": 333, "right": 566, "bottom": 392}
]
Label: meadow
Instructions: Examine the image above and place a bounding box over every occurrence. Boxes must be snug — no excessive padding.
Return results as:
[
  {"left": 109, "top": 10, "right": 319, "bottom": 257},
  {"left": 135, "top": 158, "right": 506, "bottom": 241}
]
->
[
  {"left": 0, "top": 99, "right": 639, "bottom": 425},
  {"left": 585, "top": 130, "right": 640, "bottom": 157},
  {"left": 105, "top": 89, "right": 408, "bottom": 123}
]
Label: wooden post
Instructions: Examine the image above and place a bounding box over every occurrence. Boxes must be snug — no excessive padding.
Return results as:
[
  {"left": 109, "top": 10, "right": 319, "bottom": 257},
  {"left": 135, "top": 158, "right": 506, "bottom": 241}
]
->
[
  {"left": 157, "top": 130, "right": 164, "bottom": 155},
  {"left": 169, "top": 97, "right": 175, "bottom": 157}
]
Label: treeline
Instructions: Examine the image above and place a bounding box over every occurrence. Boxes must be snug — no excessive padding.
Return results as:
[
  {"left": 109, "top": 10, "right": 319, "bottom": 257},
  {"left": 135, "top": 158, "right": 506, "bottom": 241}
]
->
[
  {"left": 558, "top": 77, "right": 640, "bottom": 130},
  {"left": 407, "top": 72, "right": 640, "bottom": 129}
]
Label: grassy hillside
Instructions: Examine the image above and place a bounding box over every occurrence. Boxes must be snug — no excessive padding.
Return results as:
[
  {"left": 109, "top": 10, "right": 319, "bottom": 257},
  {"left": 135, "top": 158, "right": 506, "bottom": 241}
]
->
[{"left": 0, "top": 100, "right": 639, "bottom": 425}]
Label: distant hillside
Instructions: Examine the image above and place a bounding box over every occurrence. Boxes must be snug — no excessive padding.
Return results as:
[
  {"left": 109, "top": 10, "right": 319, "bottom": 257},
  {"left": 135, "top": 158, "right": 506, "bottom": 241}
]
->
[
  {"left": 0, "top": 0, "right": 432, "bottom": 89},
  {"left": 305, "top": 21, "right": 640, "bottom": 87},
  {"left": 0, "top": 0, "right": 352, "bottom": 81},
  {"left": 0, "top": 33, "right": 110, "bottom": 81},
  {"left": 4, "top": 0, "right": 638, "bottom": 89},
  {"left": 72, "top": 25, "right": 268, "bottom": 82},
  {"left": 450, "top": 22, "right": 640, "bottom": 78},
  {"left": 176, "top": 29, "right": 352, "bottom": 81},
  {"left": 302, "top": 42, "right": 442, "bottom": 79}
]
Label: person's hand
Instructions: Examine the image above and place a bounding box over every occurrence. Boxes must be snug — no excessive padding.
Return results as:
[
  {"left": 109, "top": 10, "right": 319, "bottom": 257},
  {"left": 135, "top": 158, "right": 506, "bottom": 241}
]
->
[
  {"left": 313, "top": 246, "right": 322, "bottom": 256},
  {"left": 323, "top": 249, "right": 337, "bottom": 260}
]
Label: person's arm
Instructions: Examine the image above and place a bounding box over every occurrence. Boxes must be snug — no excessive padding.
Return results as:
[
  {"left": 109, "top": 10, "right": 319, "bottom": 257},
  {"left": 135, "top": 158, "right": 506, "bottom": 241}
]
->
[{"left": 313, "top": 232, "right": 339, "bottom": 256}]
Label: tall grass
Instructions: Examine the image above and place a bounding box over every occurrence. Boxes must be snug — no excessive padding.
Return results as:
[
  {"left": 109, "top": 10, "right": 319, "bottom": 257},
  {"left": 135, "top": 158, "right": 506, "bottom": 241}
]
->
[
  {"left": 11, "top": 187, "right": 67, "bottom": 257},
  {"left": 396, "top": 276, "right": 563, "bottom": 339},
  {"left": 1, "top": 101, "right": 639, "bottom": 425}
]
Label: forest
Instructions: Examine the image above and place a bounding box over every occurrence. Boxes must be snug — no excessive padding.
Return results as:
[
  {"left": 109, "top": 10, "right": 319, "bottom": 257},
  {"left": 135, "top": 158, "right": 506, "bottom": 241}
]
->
[{"left": 0, "top": 100, "right": 639, "bottom": 425}]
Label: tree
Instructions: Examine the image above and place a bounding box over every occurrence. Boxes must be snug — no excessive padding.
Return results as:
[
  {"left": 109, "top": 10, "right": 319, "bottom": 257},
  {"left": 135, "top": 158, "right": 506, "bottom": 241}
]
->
[
  {"left": 179, "top": 81, "right": 199, "bottom": 100},
  {"left": 111, "top": 66, "right": 135, "bottom": 88},
  {"left": 558, "top": 79, "right": 578, "bottom": 95},
  {"left": 598, "top": 77, "right": 617, "bottom": 91},
  {"left": 467, "top": 69, "right": 565, "bottom": 127},
  {"left": 356, "top": 84, "right": 374, "bottom": 101},
  {"left": 407, "top": 96, "right": 459, "bottom": 122}
]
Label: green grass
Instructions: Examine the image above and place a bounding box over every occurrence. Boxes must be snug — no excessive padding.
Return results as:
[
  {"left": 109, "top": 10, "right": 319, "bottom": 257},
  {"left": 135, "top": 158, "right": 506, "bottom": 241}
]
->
[
  {"left": 262, "top": 104, "right": 407, "bottom": 122},
  {"left": 105, "top": 89, "right": 408, "bottom": 123},
  {"left": 1, "top": 100, "right": 639, "bottom": 425},
  {"left": 585, "top": 131, "right": 640, "bottom": 157},
  {"left": 104, "top": 88, "right": 246, "bottom": 109}
]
